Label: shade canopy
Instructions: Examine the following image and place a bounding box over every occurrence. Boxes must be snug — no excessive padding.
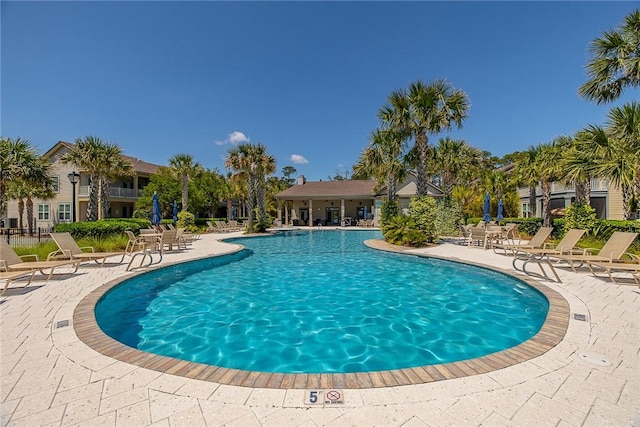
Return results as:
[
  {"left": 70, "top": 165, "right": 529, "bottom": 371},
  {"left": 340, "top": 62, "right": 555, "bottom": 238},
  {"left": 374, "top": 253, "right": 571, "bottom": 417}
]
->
[
  {"left": 173, "top": 200, "right": 178, "bottom": 222},
  {"left": 497, "top": 199, "right": 504, "bottom": 221}
]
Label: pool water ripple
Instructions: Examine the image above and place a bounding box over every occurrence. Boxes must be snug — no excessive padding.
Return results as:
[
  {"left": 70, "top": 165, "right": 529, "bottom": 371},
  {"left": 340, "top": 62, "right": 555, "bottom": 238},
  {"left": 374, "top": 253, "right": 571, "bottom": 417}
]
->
[{"left": 96, "top": 230, "right": 549, "bottom": 374}]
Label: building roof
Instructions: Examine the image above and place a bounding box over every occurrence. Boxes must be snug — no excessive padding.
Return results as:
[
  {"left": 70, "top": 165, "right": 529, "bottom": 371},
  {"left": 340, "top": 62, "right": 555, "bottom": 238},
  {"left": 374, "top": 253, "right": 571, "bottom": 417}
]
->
[
  {"left": 276, "top": 179, "right": 380, "bottom": 199},
  {"left": 44, "top": 141, "right": 162, "bottom": 175}
]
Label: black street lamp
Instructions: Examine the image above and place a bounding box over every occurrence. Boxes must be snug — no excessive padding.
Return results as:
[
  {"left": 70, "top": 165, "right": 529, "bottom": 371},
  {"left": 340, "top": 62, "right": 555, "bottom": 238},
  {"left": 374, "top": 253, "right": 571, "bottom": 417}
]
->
[{"left": 67, "top": 171, "right": 80, "bottom": 222}]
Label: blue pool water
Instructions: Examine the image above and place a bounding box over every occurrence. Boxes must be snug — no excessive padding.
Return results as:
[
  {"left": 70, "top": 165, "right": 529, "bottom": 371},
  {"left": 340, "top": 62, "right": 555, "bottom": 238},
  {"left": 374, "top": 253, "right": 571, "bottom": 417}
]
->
[{"left": 96, "top": 230, "right": 549, "bottom": 373}]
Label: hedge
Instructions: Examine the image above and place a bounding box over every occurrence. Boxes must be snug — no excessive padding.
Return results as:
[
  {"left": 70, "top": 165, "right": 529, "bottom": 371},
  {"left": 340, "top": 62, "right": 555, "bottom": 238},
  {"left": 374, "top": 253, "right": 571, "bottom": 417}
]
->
[{"left": 53, "top": 218, "right": 152, "bottom": 239}]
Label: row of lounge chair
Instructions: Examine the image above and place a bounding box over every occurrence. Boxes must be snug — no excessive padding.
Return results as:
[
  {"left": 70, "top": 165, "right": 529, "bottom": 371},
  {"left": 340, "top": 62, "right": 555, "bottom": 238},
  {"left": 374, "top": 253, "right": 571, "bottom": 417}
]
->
[
  {"left": 206, "top": 220, "right": 244, "bottom": 233},
  {"left": 1, "top": 228, "right": 200, "bottom": 294},
  {"left": 491, "top": 227, "right": 640, "bottom": 284}
]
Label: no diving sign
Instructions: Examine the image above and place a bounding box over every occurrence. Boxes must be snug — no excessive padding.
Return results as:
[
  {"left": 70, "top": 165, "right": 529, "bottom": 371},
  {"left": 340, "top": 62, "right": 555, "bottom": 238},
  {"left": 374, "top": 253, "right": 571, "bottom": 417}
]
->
[{"left": 304, "top": 389, "right": 345, "bottom": 406}]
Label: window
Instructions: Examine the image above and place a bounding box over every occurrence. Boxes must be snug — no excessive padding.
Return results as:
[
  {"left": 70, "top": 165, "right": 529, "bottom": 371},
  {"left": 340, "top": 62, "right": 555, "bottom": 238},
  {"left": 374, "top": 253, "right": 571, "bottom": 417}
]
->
[
  {"left": 51, "top": 175, "right": 60, "bottom": 193},
  {"left": 521, "top": 203, "right": 531, "bottom": 218},
  {"left": 58, "top": 203, "right": 71, "bottom": 222},
  {"left": 38, "top": 204, "right": 50, "bottom": 221}
]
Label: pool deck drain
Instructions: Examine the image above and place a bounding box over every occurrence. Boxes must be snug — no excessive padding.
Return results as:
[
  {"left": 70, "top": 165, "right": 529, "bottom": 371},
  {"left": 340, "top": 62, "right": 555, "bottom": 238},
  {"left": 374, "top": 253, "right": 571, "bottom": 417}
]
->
[{"left": 73, "top": 237, "right": 570, "bottom": 389}]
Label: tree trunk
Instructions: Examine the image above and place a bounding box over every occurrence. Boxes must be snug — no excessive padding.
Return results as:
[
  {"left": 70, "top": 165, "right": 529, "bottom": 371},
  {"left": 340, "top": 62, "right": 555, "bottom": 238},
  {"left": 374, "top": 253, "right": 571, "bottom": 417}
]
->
[
  {"left": 226, "top": 198, "right": 232, "bottom": 221},
  {"left": 541, "top": 180, "right": 552, "bottom": 227},
  {"left": 415, "top": 133, "right": 429, "bottom": 196},
  {"left": 257, "top": 176, "right": 267, "bottom": 223},
  {"left": 26, "top": 198, "right": 34, "bottom": 234},
  {"left": 182, "top": 175, "right": 189, "bottom": 212},
  {"left": 87, "top": 173, "right": 99, "bottom": 221},
  {"left": 386, "top": 176, "right": 397, "bottom": 202},
  {"left": 18, "top": 199, "right": 24, "bottom": 230},
  {"left": 100, "top": 178, "right": 110, "bottom": 219},
  {"left": 622, "top": 182, "right": 634, "bottom": 220},
  {"left": 529, "top": 185, "right": 537, "bottom": 217},
  {"left": 247, "top": 176, "right": 256, "bottom": 233},
  {"left": 574, "top": 180, "right": 587, "bottom": 204}
]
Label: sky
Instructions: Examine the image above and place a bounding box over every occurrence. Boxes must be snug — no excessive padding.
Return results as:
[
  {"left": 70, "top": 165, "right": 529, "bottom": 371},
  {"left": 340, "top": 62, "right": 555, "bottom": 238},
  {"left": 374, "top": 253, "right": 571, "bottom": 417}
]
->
[{"left": 2, "top": 1, "right": 638, "bottom": 182}]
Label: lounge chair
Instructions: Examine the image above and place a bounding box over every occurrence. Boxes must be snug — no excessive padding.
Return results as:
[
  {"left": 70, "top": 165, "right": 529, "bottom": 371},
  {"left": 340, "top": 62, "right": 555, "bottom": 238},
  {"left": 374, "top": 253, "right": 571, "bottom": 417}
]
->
[
  {"left": 1, "top": 270, "right": 37, "bottom": 295},
  {"left": 467, "top": 226, "right": 488, "bottom": 248},
  {"left": 534, "top": 231, "right": 639, "bottom": 282},
  {"left": 458, "top": 224, "right": 471, "bottom": 245},
  {"left": 0, "top": 239, "right": 80, "bottom": 281},
  {"left": 588, "top": 257, "right": 640, "bottom": 285},
  {"left": 512, "top": 229, "right": 586, "bottom": 280},
  {"left": 493, "top": 226, "right": 553, "bottom": 255},
  {"left": 48, "top": 232, "right": 126, "bottom": 266}
]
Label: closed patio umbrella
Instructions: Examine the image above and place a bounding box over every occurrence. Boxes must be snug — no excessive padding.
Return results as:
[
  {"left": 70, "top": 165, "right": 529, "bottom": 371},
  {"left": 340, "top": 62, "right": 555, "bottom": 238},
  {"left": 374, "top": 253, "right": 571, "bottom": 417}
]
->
[
  {"left": 173, "top": 200, "right": 178, "bottom": 222},
  {"left": 152, "top": 192, "right": 161, "bottom": 226},
  {"left": 483, "top": 193, "right": 491, "bottom": 222},
  {"left": 497, "top": 199, "right": 504, "bottom": 221}
]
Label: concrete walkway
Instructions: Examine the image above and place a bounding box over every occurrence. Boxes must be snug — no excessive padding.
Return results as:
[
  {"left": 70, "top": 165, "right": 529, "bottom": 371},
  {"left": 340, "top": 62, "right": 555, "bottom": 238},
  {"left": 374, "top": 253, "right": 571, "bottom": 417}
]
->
[{"left": 1, "top": 231, "right": 638, "bottom": 426}]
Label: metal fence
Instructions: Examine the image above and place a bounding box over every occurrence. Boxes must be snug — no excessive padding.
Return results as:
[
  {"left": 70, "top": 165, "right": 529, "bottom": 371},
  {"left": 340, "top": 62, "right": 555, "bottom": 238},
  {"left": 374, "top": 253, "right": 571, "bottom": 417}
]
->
[{"left": 2, "top": 227, "right": 54, "bottom": 247}]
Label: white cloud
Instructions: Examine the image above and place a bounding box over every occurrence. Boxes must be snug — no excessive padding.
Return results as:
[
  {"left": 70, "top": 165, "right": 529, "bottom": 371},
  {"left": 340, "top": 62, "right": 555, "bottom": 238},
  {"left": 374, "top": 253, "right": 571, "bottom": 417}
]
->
[
  {"left": 289, "top": 154, "right": 309, "bottom": 164},
  {"left": 215, "top": 131, "right": 250, "bottom": 146}
]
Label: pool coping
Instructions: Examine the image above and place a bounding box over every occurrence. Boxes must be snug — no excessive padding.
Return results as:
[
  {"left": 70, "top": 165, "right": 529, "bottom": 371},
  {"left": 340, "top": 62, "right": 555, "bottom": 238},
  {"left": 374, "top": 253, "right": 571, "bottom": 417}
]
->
[{"left": 73, "top": 236, "right": 570, "bottom": 390}]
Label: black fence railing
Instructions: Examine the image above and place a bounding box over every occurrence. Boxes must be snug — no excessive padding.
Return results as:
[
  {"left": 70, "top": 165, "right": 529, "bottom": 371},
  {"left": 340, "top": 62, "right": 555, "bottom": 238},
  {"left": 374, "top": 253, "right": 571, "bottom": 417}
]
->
[{"left": 2, "top": 227, "right": 54, "bottom": 247}]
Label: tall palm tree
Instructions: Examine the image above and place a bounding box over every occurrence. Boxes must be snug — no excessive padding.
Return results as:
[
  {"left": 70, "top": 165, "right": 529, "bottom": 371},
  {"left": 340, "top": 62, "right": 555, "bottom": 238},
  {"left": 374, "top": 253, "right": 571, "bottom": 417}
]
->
[
  {"left": 353, "top": 128, "right": 409, "bottom": 202},
  {"left": 432, "top": 137, "right": 483, "bottom": 199},
  {"left": 61, "top": 136, "right": 130, "bottom": 221},
  {"left": 226, "top": 143, "right": 275, "bottom": 233},
  {"left": 578, "top": 9, "right": 640, "bottom": 104},
  {"left": 0, "top": 137, "right": 50, "bottom": 218},
  {"left": 606, "top": 101, "right": 640, "bottom": 212},
  {"left": 379, "top": 79, "right": 470, "bottom": 196},
  {"left": 535, "top": 140, "right": 566, "bottom": 227},
  {"left": 511, "top": 146, "right": 541, "bottom": 217},
  {"left": 168, "top": 154, "right": 203, "bottom": 213}
]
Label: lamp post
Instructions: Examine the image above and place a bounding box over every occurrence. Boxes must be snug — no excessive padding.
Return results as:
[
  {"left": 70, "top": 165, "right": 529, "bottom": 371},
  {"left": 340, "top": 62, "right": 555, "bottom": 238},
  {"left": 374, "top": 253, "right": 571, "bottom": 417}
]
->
[{"left": 67, "top": 171, "right": 80, "bottom": 222}]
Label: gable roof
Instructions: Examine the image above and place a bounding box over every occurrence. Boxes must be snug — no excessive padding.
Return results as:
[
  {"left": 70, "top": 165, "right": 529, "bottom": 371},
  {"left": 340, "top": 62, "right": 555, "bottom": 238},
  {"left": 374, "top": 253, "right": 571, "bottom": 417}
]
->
[
  {"left": 43, "top": 141, "right": 162, "bottom": 175},
  {"left": 276, "top": 180, "right": 380, "bottom": 199}
]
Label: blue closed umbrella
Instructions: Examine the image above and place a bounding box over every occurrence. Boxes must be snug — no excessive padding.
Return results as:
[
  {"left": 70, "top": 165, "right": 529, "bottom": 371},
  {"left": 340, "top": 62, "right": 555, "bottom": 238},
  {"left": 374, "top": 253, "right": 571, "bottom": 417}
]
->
[
  {"left": 483, "top": 193, "right": 491, "bottom": 222},
  {"left": 497, "top": 199, "right": 504, "bottom": 221},
  {"left": 152, "top": 192, "right": 161, "bottom": 226},
  {"left": 173, "top": 200, "right": 178, "bottom": 222}
]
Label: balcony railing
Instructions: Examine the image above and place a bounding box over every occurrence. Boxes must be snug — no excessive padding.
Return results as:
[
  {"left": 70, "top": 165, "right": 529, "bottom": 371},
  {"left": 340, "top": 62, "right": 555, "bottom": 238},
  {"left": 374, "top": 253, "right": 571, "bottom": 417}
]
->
[{"left": 79, "top": 186, "right": 142, "bottom": 198}]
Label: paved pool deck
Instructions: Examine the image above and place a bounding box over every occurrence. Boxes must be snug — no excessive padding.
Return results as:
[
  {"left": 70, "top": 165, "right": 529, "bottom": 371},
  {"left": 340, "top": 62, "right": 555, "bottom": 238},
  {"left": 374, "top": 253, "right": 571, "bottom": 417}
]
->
[{"left": 1, "top": 229, "right": 638, "bottom": 426}]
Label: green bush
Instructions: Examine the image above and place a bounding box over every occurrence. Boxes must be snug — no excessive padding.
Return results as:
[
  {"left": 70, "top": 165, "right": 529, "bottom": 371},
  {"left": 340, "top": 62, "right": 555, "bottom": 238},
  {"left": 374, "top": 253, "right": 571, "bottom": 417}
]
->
[
  {"left": 177, "top": 211, "right": 196, "bottom": 230},
  {"left": 435, "top": 198, "right": 463, "bottom": 237},
  {"left": 563, "top": 203, "right": 597, "bottom": 235},
  {"left": 408, "top": 196, "right": 438, "bottom": 242},
  {"left": 54, "top": 218, "right": 151, "bottom": 239},
  {"left": 382, "top": 215, "right": 429, "bottom": 247},
  {"left": 380, "top": 199, "right": 401, "bottom": 228}
]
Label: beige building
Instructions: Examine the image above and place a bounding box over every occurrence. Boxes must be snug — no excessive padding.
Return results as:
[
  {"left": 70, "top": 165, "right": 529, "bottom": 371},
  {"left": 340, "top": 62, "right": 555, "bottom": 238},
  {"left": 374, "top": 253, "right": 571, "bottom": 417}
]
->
[
  {"left": 3, "top": 141, "right": 161, "bottom": 230},
  {"left": 275, "top": 175, "right": 443, "bottom": 227},
  {"left": 518, "top": 178, "right": 629, "bottom": 220}
]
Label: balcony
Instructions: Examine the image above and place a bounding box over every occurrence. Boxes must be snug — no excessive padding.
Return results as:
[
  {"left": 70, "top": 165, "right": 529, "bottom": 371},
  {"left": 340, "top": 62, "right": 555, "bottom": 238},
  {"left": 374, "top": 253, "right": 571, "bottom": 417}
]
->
[{"left": 79, "top": 186, "right": 143, "bottom": 198}]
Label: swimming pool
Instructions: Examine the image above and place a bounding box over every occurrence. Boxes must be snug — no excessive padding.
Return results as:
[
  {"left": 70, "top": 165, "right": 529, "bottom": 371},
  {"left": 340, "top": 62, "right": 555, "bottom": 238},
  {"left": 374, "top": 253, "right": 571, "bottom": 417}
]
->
[{"left": 96, "top": 230, "right": 549, "bottom": 374}]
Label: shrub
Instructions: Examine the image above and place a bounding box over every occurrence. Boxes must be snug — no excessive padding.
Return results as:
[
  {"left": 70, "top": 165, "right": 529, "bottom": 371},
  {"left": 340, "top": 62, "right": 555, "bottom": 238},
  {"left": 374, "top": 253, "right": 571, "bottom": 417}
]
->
[
  {"left": 380, "top": 199, "right": 401, "bottom": 228},
  {"left": 563, "top": 203, "right": 597, "bottom": 235},
  {"left": 435, "top": 198, "right": 463, "bottom": 237},
  {"left": 177, "top": 211, "right": 196, "bottom": 230},
  {"left": 408, "top": 196, "right": 438, "bottom": 242},
  {"left": 54, "top": 218, "right": 151, "bottom": 239},
  {"left": 383, "top": 215, "right": 429, "bottom": 247}
]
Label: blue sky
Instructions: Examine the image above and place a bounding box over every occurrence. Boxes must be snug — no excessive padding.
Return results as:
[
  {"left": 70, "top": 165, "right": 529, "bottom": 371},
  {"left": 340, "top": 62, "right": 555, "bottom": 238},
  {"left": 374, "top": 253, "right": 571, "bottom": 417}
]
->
[{"left": 2, "top": 1, "right": 637, "bottom": 181}]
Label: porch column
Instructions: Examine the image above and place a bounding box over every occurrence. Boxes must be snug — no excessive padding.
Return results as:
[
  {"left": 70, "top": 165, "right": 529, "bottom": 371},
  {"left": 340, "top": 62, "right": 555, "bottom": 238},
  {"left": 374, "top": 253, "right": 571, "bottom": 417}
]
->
[
  {"left": 341, "top": 198, "right": 345, "bottom": 226},
  {"left": 309, "top": 199, "right": 313, "bottom": 226},
  {"left": 277, "top": 199, "right": 282, "bottom": 227},
  {"left": 284, "top": 202, "right": 289, "bottom": 226}
]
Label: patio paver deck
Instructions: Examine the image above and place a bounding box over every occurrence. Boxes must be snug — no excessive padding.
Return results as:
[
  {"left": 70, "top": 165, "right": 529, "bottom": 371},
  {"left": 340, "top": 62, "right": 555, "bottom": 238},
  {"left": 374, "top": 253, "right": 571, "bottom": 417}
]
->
[{"left": 1, "top": 229, "right": 638, "bottom": 426}]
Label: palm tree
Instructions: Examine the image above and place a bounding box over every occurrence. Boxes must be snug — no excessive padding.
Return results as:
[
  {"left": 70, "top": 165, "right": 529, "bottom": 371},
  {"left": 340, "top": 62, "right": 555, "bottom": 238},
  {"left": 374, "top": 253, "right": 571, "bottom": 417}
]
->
[
  {"left": 225, "top": 143, "right": 275, "bottom": 233},
  {"left": 578, "top": 9, "right": 640, "bottom": 104},
  {"left": 511, "top": 146, "right": 541, "bottom": 217},
  {"left": 432, "top": 137, "right": 483, "bottom": 199},
  {"left": 534, "top": 140, "right": 566, "bottom": 227},
  {"left": 0, "top": 137, "right": 50, "bottom": 219},
  {"left": 168, "top": 154, "right": 203, "bottom": 213},
  {"left": 61, "top": 136, "right": 131, "bottom": 221},
  {"left": 379, "top": 79, "right": 470, "bottom": 196},
  {"left": 353, "top": 128, "right": 409, "bottom": 203},
  {"left": 606, "top": 102, "right": 640, "bottom": 212}
]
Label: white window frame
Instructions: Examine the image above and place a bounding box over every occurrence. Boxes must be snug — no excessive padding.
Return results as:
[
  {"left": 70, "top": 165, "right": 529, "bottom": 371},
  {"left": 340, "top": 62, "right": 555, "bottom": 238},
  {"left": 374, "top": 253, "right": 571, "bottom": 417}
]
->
[
  {"left": 51, "top": 175, "right": 60, "bottom": 193},
  {"left": 58, "top": 203, "right": 71, "bottom": 222},
  {"left": 38, "top": 204, "right": 50, "bottom": 221},
  {"left": 522, "top": 203, "right": 531, "bottom": 218}
]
